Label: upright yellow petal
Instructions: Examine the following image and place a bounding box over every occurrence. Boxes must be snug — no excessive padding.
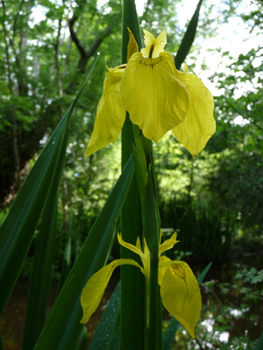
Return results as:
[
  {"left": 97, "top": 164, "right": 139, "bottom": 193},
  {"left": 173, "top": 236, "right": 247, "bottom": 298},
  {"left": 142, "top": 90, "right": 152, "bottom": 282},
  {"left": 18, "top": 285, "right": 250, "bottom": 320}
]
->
[
  {"left": 117, "top": 234, "right": 151, "bottom": 279},
  {"left": 155, "top": 30, "right": 167, "bottom": 49},
  {"left": 80, "top": 258, "right": 142, "bottom": 323},
  {"left": 127, "top": 28, "right": 139, "bottom": 62},
  {"left": 141, "top": 29, "right": 167, "bottom": 58},
  {"left": 117, "top": 233, "right": 144, "bottom": 260},
  {"left": 159, "top": 232, "right": 179, "bottom": 256},
  {"left": 85, "top": 66, "right": 126, "bottom": 157},
  {"left": 120, "top": 52, "right": 189, "bottom": 142},
  {"left": 172, "top": 71, "right": 215, "bottom": 155},
  {"left": 160, "top": 261, "right": 201, "bottom": 338},
  {"left": 142, "top": 29, "right": 156, "bottom": 46}
]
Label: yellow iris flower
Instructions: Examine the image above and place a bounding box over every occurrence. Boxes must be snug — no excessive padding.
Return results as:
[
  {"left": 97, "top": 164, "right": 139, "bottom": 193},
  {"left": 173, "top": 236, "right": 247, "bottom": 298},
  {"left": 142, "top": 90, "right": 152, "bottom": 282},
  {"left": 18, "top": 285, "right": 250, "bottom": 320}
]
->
[
  {"left": 86, "top": 28, "right": 215, "bottom": 157},
  {"left": 80, "top": 232, "right": 201, "bottom": 338}
]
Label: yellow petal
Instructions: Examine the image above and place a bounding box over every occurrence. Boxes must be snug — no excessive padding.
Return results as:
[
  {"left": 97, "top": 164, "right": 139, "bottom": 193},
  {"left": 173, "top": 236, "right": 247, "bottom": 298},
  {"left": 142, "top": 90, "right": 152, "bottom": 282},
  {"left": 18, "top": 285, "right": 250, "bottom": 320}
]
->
[
  {"left": 141, "top": 29, "right": 167, "bottom": 58},
  {"left": 127, "top": 28, "right": 139, "bottom": 62},
  {"left": 120, "top": 52, "right": 189, "bottom": 142},
  {"left": 158, "top": 255, "right": 171, "bottom": 285},
  {"left": 160, "top": 261, "right": 201, "bottom": 338},
  {"left": 155, "top": 30, "right": 167, "bottom": 49},
  {"left": 117, "top": 233, "right": 144, "bottom": 260},
  {"left": 85, "top": 66, "right": 126, "bottom": 157},
  {"left": 142, "top": 29, "right": 156, "bottom": 46},
  {"left": 80, "top": 258, "right": 141, "bottom": 323},
  {"left": 159, "top": 232, "right": 179, "bottom": 256},
  {"left": 172, "top": 71, "right": 215, "bottom": 155}
]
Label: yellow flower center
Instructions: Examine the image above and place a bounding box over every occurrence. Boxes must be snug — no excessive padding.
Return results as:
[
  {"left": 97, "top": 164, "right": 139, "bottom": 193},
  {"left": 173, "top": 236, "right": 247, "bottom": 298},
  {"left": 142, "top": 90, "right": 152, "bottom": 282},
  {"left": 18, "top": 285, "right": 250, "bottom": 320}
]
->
[
  {"left": 148, "top": 44, "right": 155, "bottom": 58},
  {"left": 139, "top": 56, "right": 163, "bottom": 67},
  {"left": 171, "top": 265, "right": 186, "bottom": 280}
]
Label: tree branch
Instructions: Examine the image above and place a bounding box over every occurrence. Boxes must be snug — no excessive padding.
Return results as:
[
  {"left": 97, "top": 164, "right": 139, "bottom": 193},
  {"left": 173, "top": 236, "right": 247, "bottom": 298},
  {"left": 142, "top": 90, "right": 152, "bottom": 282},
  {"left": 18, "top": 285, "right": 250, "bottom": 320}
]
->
[
  {"left": 54, "top": 14, "right": 63, "bottom": 120},
  {"left": 1, "top": 0, "right": 21, "bottom": 189},
  {"left": 55, "top": 17, "right": 63, "bottom": 97},
  {"left": 68, "top": 15, "right": 87, "bottom": 58},
  {"left": 65, "top": 20, "right": 111, "bottom": 93},
  {"left": 13, "top": 0, "right": 25, "bottom": 39},
  {"left": 1, "top": 0, "right": 13, "bottom": 94},
  {"left": 86, "top": 26, "right": 111, "bottom": 58},
  {"left": 226, "top": 97, "right": 263, "bottom": 132}
]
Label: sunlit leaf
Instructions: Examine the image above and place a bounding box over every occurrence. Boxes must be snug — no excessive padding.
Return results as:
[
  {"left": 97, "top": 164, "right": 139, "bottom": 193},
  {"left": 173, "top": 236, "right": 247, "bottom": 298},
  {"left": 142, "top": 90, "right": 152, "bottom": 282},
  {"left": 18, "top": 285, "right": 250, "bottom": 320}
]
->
[{"left": 174, "top": 0, "right": 203, "bottom": 70}]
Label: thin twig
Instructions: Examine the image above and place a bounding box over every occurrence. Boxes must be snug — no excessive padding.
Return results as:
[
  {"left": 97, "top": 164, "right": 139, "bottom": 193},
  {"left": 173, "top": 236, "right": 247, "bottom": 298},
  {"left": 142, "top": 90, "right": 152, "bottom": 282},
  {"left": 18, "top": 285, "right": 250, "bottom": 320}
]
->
[
  {"left": 225, "top": 97, "right": 263, "bottom": 132},
  {"left": 65, "top": 12, "right": 111, "bottom": 93}
]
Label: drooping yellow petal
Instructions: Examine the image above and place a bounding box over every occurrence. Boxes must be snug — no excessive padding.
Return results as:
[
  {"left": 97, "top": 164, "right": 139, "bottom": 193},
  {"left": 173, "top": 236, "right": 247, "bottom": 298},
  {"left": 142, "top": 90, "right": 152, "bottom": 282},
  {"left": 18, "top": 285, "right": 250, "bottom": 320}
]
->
[
  {"left": 127, "top": 28, "right": 139, "bottom": 62},
  {"left": 159, "top": 232, "right": 179, "bottom": 256},
  {"left": 141, "top": 29, "right": 167, "bottom": 58},
  {"left": 120, "top": 51, "right": 189, "bottom": 142},
  {"left": 160, "top": 261, "right": 201, "bottom": 338},
  {"left": 85, "top": 65, "right": 126, "bottom": 157},
  {"left": 80, "top": 258, "right": 142, "bottom": 324},
  {"left": 172, "top": 70, "right": 215, "bottom": 155}
]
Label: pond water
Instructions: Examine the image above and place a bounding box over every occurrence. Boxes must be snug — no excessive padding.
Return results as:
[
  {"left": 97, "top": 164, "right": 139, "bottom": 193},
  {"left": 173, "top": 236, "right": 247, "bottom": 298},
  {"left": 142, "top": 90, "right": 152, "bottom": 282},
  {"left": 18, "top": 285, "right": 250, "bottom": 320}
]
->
[
  {"left": 190, "top": 254, "right": 263, "bottom": 349},
  {"left": 0, "top": 254, "right": 262, "bottom": 350}
]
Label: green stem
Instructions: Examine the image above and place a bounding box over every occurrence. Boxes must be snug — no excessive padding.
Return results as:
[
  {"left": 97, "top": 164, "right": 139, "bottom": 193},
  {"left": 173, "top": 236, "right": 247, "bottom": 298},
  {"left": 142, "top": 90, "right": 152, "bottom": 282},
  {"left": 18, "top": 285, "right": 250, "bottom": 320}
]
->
[
  {"left": 195, "top": 336, "right": 204, "bottom": 350},
  {"left": 120, "top": 1, "right": 144, "bottom": 350},
  {"left": 146, "top": 275, "right": 151, "bottom": 328},
  {"left": 141, "top": 167, "right": 162, "bottom": 350}
]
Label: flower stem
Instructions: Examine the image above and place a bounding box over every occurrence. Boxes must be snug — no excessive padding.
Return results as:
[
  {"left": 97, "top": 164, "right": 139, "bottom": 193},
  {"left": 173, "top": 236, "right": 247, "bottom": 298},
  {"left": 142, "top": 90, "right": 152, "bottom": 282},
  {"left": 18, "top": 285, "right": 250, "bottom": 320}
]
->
[
  {"left": 120, "top": 1, "right": 145, "bottom": 349},
  {"left": 142, "top": 167, "right": 162, "bottom": 350}
]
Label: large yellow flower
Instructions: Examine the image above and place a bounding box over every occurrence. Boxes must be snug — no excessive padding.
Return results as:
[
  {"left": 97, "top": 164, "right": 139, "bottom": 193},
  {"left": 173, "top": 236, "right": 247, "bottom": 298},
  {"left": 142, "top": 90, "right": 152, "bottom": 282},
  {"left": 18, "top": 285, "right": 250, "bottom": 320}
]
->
[
  {"left": 80, "top": 232, "right": 201, "bottom": 338},
  {"left": 86, "top": 29, "right": 215, "bottom": 157}
]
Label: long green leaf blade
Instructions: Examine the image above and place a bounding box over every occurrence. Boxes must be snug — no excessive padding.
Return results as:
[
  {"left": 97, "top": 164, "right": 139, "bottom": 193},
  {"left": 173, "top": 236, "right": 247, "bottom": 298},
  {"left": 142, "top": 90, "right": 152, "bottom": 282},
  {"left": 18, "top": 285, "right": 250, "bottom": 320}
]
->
[
  {"left": 33, "top": 155, "right": 134, "bottom": 350},
  {"left": 174, "top": 0, "right": 203, "bottom": 70},
  {"left": 22, "top": 132, "right": 67, "bottom": 350},
  {"left": 22, "top": 195, "right": 58, "bottom": 350},
  {"left": 89, "top": 282, "right": 121, "bottom": 350},
  {"left": 197, "top": 262, "right": 212, "bottom": 285},
  {"left": 56, "top": 218, "right": 72, "bottom": 298},
  {"left": 0, "top": 59, "right": 97, "bottom": 318},
  {"left": 255, "top": 332, "right": 263, "bottom": 350}
]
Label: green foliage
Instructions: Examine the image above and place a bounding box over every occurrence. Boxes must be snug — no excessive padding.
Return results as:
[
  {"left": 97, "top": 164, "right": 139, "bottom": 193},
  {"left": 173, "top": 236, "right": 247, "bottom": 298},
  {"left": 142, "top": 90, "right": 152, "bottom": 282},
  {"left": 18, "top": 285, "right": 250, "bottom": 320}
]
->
[
  {"left": 0, "top": 0, "right": 122, "bottom": 203},
  {"left": 160, "top": 196, "right": 233, "bottom": 259},
  {"left": 173, "top": 264, "right": 263, "bottom": 349},
  {"left": 205, "top": 0, "right": 263, "bottom": 239}
]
